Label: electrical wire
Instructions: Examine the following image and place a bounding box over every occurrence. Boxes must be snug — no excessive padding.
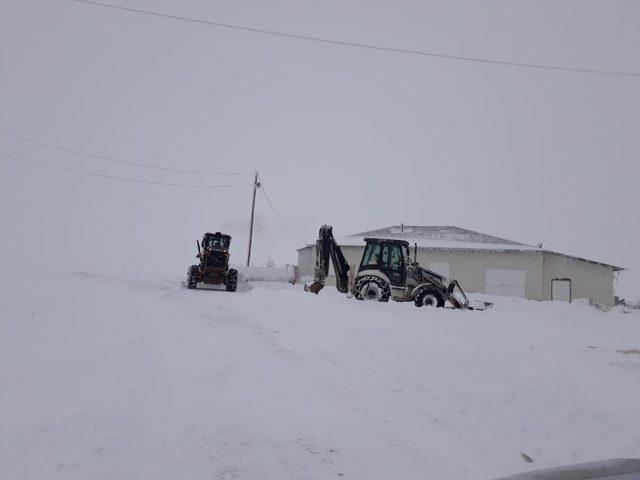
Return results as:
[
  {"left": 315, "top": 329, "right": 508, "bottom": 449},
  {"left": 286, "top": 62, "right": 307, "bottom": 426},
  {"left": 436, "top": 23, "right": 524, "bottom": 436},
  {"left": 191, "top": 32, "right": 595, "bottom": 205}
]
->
[
  {"left": 69, "top": 0, "right": 640, "bottom": 78},
  {"left": 0, "top": 152, "right": 254, "bottom": 189},
  {"left": 0, "top": 131, "right": 252, "bottom": 176},
  {"left": 260, "top": 186, "right": 306, "bottom": 244}
]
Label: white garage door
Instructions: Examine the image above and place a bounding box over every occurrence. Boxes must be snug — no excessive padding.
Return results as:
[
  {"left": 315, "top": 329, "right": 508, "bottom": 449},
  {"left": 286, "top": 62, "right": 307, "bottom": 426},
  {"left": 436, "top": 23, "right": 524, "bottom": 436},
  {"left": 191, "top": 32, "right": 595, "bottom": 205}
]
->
[{"left": 485, "top": 268, "right": 526, "bottom": 297}]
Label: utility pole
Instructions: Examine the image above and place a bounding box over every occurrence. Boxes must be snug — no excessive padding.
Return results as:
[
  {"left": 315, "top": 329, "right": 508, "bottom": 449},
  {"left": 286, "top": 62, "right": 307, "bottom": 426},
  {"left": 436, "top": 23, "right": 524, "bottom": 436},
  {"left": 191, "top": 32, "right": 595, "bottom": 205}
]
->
[{"left": 246, "top": 171, "right": 259, "bottom": 266}]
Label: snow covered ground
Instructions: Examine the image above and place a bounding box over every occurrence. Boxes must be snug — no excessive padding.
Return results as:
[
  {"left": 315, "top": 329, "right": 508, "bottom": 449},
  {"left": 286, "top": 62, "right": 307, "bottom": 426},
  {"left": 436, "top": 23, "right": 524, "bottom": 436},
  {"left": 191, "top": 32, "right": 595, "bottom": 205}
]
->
[{"left": 1, "top": 269, "right": 639, "bottom": 480}]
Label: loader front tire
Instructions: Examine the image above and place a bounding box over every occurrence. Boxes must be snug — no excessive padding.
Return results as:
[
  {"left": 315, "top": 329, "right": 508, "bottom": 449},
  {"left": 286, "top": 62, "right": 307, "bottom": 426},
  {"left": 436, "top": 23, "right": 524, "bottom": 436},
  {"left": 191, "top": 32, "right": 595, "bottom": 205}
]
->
[
  {"left": 354, "top": 276, "right": 390, "bottom": 302},
  {"left": 226, "top": 269, "right": 238, "bottom": 292},
  {"left": 414, "top": 287, "right": 445, "bottom": 308}
]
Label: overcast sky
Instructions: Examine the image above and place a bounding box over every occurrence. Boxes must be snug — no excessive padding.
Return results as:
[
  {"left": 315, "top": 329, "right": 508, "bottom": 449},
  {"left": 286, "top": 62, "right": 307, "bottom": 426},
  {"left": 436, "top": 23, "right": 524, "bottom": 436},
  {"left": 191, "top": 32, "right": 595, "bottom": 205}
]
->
[{"left": 1, "top": 0, "right": 639, "bottom": 297}]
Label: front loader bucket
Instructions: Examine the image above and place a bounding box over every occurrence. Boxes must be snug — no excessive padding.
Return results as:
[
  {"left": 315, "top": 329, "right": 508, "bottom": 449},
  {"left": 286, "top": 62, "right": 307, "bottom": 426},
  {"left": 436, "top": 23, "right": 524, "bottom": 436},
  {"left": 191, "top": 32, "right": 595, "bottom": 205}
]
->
[
  {"left": 304, "top": 281, "right": 325, "bottom": 294},
  {"left": 468, "top": 300, "right": 493, "bottom": 311}
]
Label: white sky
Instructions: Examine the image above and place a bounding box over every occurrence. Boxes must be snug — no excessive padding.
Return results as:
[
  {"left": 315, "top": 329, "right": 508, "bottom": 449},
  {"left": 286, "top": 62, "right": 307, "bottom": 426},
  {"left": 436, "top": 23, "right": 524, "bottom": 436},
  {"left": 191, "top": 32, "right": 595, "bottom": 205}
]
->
[{"left": 1, "top": 0, "right": 639, "bottom": 297}]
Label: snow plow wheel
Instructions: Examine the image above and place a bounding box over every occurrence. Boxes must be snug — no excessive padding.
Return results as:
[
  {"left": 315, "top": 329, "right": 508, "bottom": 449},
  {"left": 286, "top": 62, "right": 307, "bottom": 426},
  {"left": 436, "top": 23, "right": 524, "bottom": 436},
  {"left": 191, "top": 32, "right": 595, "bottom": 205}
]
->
[
  {"left": 187, "top": 265, "right": 199, "bottom": 289},
  {"left": 226, "top": 269, "right": 238, "bottom": 292},
  {"left": 414, "top": 287, "right": 445, "bottom": 308},
  {"left": 354, "top": 276, "right": 390, "bottom": 302}
]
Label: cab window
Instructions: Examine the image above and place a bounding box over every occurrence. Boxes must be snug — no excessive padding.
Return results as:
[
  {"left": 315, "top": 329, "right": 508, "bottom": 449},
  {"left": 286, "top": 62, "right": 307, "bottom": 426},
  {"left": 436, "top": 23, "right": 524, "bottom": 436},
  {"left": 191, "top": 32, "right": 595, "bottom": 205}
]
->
[
  {"left": 383, "top": 243, "right": 404, "bottom": 285},
  {"left": 361, "top": 243, "right": 381, "bottom": 267},
  {"left": 388, "top": 244, "right": 403, "bottom": 270},
  {"left": 381, "top": 244, "right": 389, "bottom": 266}
]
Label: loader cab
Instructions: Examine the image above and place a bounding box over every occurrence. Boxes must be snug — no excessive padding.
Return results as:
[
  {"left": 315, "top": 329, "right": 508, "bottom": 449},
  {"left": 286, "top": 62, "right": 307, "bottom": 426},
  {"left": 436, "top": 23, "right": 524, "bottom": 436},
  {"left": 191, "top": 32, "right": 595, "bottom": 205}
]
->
[
  {"left": 202, "top": 232, "right": 231, "bottom": 250},
  {"left": 359, "top": 238, "right": 410, "bottom": 287}
]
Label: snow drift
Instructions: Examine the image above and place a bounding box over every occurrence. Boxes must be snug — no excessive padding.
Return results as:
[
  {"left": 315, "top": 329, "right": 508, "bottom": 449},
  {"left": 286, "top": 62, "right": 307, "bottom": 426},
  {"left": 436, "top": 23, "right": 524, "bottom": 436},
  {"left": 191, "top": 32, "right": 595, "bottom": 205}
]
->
[{"left": 1, "top": 268, "right": 639, "bottom": 480}]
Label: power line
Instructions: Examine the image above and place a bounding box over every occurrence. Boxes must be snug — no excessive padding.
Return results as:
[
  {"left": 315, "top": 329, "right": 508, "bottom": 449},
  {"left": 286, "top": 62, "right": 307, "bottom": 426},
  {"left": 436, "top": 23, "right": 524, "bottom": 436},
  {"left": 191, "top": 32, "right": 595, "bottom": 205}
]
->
[
  {"left": 70, "top": 0, "right": 640, "bottom": 78},
  {"left": 260, "top": 186, "right": 306, "bottom": 244},
  {"left": 0, "top": 152, "right": 254, "bottom": 189},
  {"left": 0, "top": 131, "right": 252, "bottom": 176}
]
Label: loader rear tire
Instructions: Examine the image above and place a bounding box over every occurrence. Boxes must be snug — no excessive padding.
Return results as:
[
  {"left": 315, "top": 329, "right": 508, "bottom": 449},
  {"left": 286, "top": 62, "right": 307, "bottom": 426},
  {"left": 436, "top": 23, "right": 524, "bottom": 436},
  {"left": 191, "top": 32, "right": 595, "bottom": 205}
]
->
[
  {"left": 414, "top": 287, "right": 445, "bottom": 308},
  {"left": 226, "top": 269, "right": 238, "bottom": 292},
  {"left": 187, "top": 265, "right": 199, "bottom": 289},
  {"left": 354, "top": 276, "right": 390, "bottom": 302}
]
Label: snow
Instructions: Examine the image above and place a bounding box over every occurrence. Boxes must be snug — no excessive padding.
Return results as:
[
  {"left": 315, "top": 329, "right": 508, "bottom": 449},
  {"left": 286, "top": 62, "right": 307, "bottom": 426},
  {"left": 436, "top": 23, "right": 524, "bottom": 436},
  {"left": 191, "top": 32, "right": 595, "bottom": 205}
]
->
[
  {"left": 2, "top": 268, "right": 640, "bottom": 479},
  {"left": 355, "top": 225, "right": 530, "bottom": 246}
]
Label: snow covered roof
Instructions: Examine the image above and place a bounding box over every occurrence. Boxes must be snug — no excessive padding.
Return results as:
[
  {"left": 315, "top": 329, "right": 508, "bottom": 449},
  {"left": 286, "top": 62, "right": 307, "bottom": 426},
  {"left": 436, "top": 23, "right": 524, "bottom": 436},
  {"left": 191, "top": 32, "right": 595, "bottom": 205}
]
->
[
  {"left": 342, "top": 225, "right": 540, "bottom": 252},
  {"left": 300, "top": 225, "right": 624, "bottom": 271}
]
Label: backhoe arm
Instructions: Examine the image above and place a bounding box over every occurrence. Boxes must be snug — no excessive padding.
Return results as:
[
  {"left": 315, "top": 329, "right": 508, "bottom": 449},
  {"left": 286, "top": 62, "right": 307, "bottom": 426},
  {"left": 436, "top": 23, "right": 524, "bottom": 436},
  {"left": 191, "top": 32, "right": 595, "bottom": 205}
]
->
[{"left": 306, "top": 225, "right": 350, "bottom": 294}]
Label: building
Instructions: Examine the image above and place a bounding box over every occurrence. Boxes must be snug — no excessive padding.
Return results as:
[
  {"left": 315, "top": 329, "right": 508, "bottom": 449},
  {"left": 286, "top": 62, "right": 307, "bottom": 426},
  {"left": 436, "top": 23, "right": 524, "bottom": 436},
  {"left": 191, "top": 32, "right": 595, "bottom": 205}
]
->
[{"left": 297, "top": 225, "right": 624, "bottom": 306}]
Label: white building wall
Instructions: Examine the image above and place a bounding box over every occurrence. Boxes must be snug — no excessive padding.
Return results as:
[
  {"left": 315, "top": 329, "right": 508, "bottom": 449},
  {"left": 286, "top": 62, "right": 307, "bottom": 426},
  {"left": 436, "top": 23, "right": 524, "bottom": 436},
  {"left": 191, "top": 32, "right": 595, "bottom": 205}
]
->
[
  {"left": 542, "top": 253, "right": 615, "bottom": 306},
  {"left": 322, "top": 246, "right": 365, "bottom": 286},
  {"left": 413, "top": 249, "right": 544, "bottom": 300}
]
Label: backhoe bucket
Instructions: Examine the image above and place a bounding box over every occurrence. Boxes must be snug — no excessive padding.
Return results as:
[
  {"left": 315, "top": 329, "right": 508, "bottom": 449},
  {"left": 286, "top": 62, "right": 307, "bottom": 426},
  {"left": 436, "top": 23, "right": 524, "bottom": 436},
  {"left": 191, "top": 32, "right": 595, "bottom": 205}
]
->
[{"left": 304, "top": 281, "right": 325, "bottom": 294}]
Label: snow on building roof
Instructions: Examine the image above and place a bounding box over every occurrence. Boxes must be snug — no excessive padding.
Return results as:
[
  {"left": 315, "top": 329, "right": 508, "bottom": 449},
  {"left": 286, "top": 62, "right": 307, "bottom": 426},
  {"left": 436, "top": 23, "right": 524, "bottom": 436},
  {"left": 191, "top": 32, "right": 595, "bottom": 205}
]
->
[
  {"left": 342, "top": 225, "right": 540, "bottom": 252},
  {"left": 353, "top": 225, "right": 531, "bottom": 246},
  {"left": 300, "top": 225, "right": 624, "bottom": 271}
]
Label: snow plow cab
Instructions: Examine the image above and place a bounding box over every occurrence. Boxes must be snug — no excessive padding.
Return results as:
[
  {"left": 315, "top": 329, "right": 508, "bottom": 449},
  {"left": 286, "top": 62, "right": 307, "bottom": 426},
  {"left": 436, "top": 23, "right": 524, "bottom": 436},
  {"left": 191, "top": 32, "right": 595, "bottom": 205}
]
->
[
  {"left": 187, "top": 232, "right": 238, "bottom": 291},
  {"left": 306, "top": 225, "right": 492, "bottom": 310}
]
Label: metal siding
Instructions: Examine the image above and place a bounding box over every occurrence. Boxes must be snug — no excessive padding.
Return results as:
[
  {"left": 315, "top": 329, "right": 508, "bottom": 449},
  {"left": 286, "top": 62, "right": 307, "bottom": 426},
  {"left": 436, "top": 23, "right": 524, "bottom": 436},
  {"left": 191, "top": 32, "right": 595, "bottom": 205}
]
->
[{"left": 543, "top": 253, "right": 614, "bottom": 306}]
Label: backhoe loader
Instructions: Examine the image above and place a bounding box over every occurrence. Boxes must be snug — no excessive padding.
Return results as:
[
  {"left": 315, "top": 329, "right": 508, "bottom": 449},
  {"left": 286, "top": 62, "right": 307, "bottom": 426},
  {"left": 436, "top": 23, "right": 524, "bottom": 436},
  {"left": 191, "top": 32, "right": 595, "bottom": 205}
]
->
[{"left": 305, "top": 225, "right": 491, "bottom": 310}]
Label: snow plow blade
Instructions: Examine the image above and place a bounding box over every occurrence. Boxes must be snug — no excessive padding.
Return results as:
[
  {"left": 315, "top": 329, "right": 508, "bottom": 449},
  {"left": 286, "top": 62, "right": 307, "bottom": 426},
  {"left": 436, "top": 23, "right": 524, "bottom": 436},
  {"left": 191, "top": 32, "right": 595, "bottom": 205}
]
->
[{"left": 468, "top": 300, "right": 493, "bottom": 311}]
